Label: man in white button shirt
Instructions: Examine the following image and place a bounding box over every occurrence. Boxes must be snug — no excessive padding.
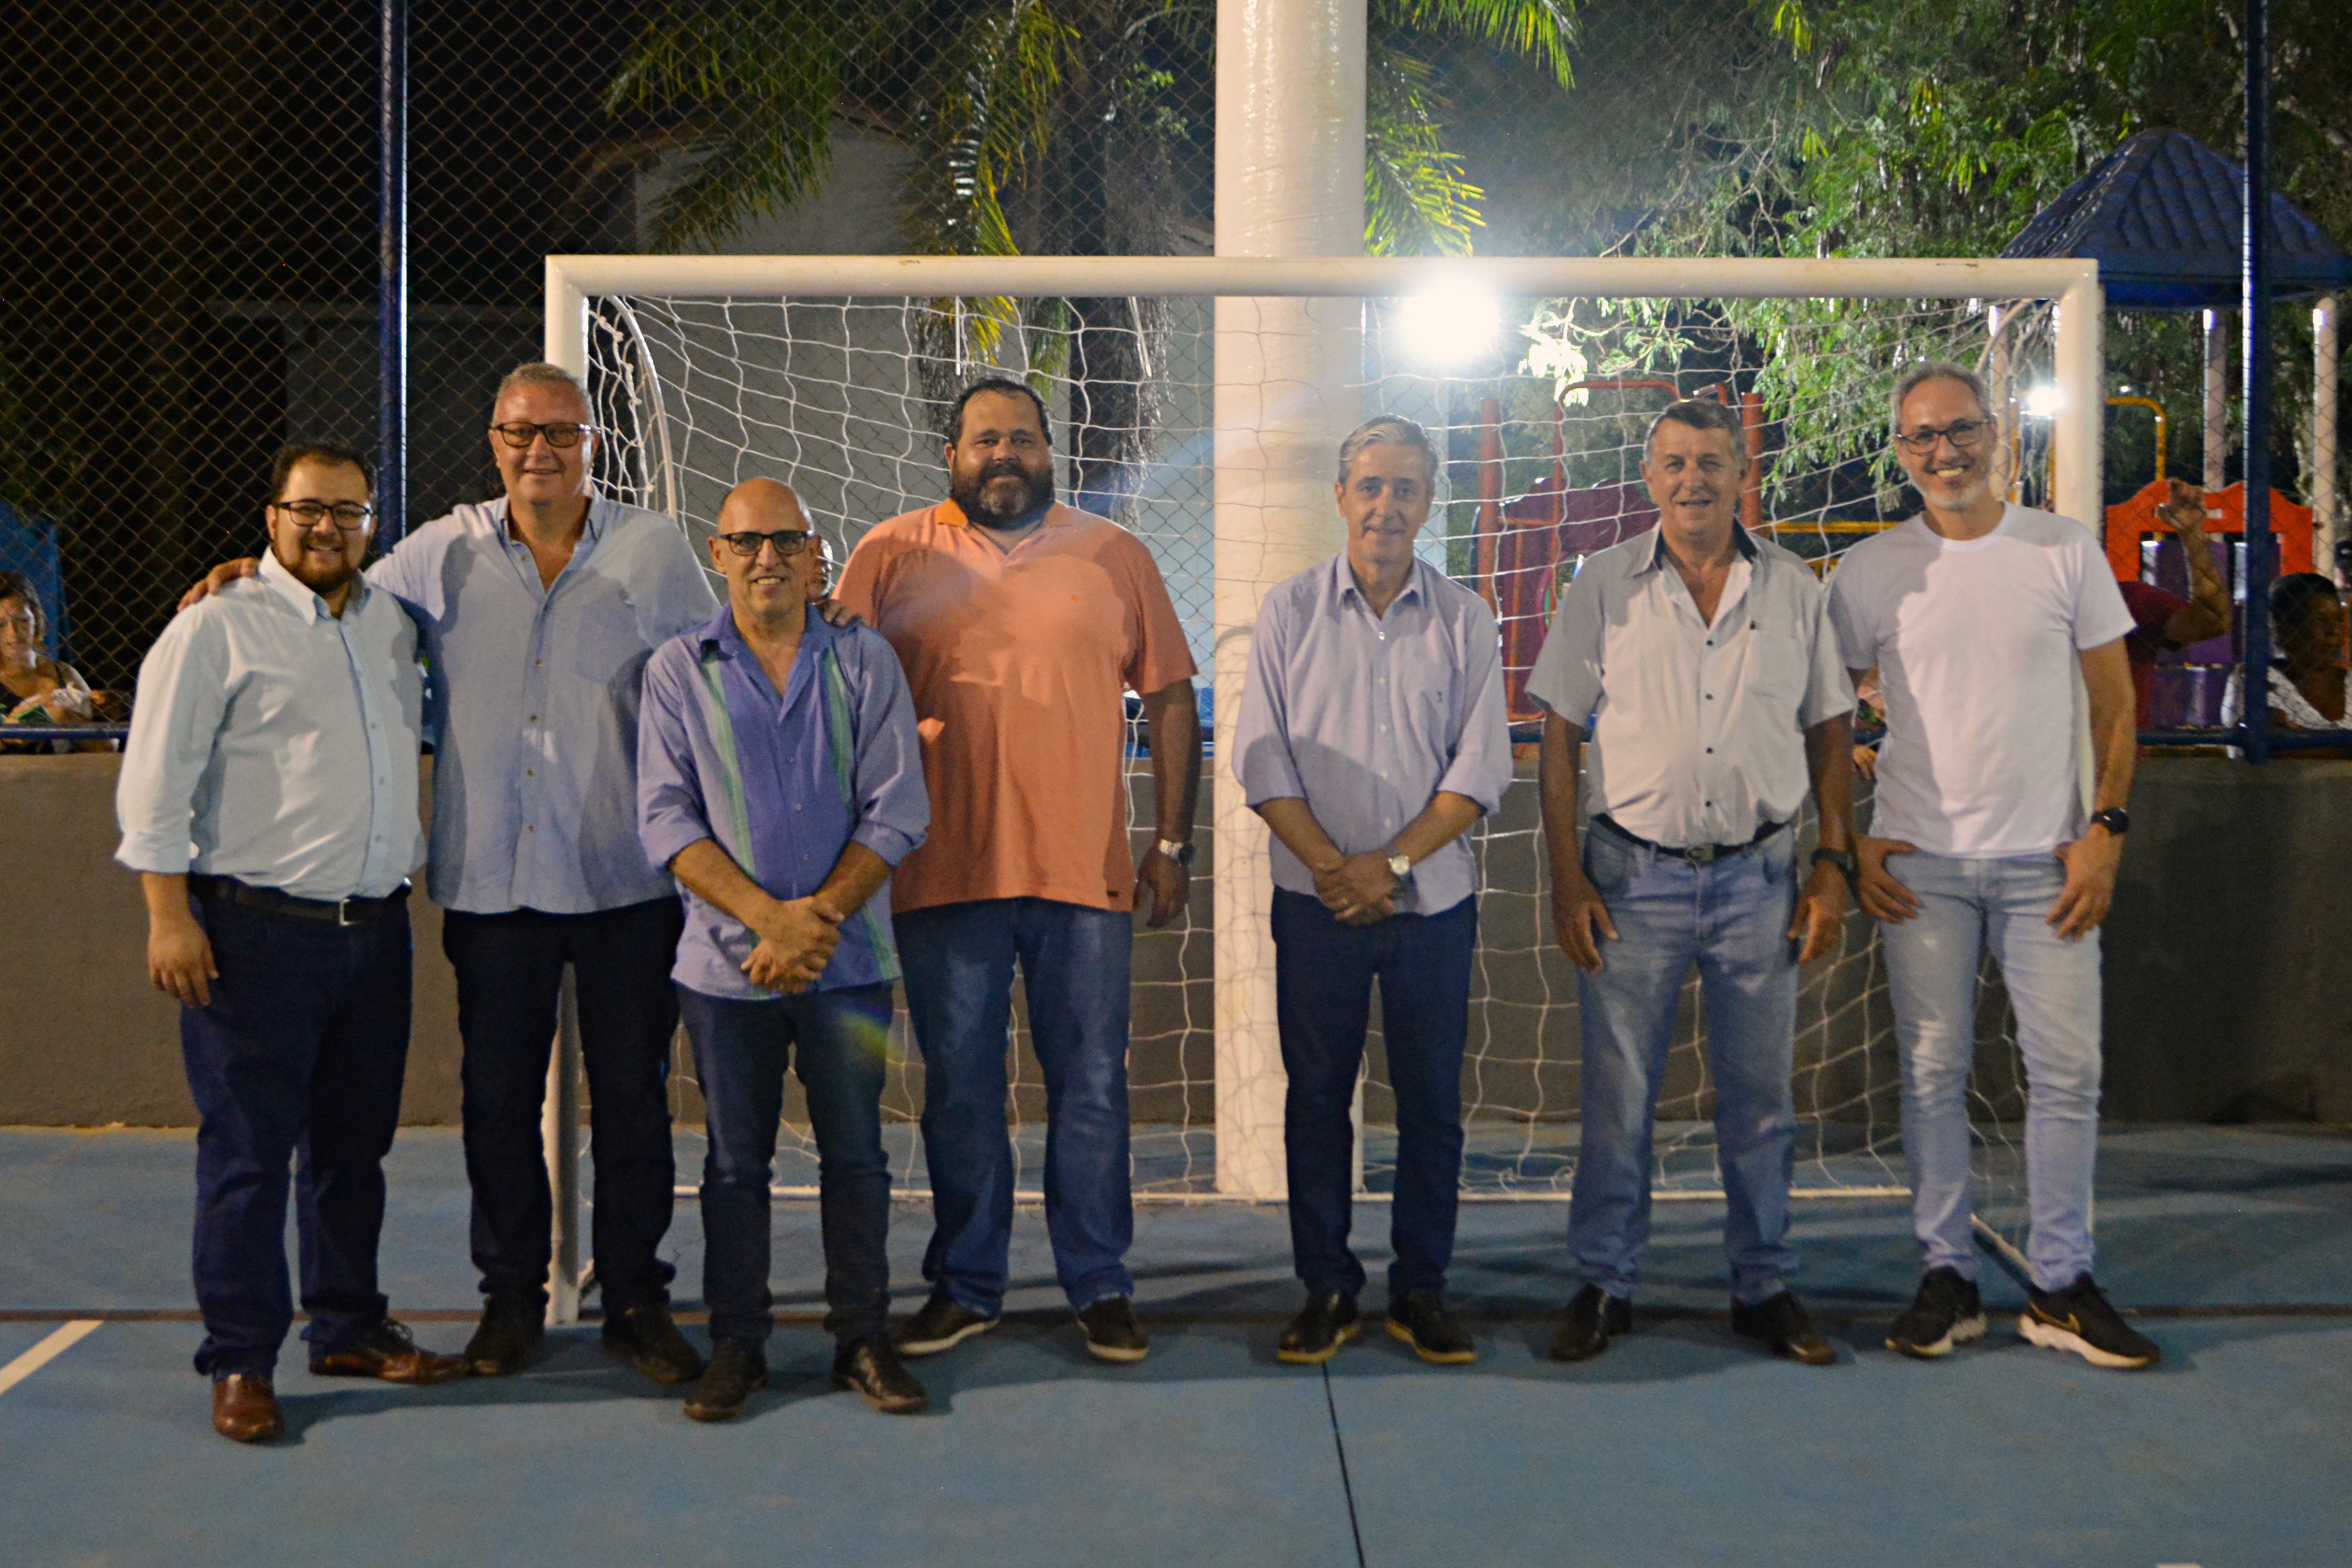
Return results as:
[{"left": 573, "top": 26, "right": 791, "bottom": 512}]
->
[
  {"left": 119, "top": 445, "right": 464, "bottom": 1444},
  {"left": 1528, "top": 399, "right": 1856, "bottom": 1367},
  {"left": 1830, "top": 362, "right": 2156, "bottom": 1371}
]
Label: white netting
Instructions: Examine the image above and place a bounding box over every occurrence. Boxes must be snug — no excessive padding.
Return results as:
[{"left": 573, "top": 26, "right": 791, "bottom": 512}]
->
[{"left": 585, "top": 285, "right": 2056, "bottom": 1259}]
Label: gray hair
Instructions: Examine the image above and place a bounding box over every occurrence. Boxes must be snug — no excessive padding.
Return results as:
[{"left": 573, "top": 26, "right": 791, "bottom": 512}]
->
[
  {"left": 1644, "top": 399, "right": 1745, "bottom": 459},
  {"left": 1335, "top": 414, "right": 1439, "bottom": 485},
  {"left": 495, "top": 361, "right": 590, "bottom": 412},
  {"left": 1890, "top": 361, "right": 1994, "bottom": 432}
]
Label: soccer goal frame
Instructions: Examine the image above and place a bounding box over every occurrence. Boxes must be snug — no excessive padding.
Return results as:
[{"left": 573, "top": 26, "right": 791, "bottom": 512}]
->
[{"left": 535, "top": 253, "right": 2100, "bottom": 1323}]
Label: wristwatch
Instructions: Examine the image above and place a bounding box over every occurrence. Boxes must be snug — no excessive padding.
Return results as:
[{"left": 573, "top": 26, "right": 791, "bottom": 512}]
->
[
  {"left": 2088, "top": 808, "right": 2130, "bottom": 837},
  {"left": 1155, "top": 837, "right": 1197, "bottom": 868},
  {"left": 1811, "top": 846, "right": 1859, "bottom": 881},
  {"left": 1385, "top": 850, "right": 1413, "bottom": 882}
]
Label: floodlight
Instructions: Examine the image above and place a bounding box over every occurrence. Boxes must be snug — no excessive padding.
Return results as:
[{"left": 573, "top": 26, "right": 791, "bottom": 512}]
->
[
  {"left": 1399, "top": 282, "right": 1500, "bottom": 365},
  {"left": 2025, "top": 383, "right": 2064, "bottom": 417}
]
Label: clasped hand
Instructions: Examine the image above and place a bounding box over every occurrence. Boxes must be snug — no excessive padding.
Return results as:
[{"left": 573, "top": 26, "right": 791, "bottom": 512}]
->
[
  {"left": 1315, "top": 851, "right": 1399, "bottom": 926},
  {"left": 743, "top": 895, "right": 844, "bottom": 994}
]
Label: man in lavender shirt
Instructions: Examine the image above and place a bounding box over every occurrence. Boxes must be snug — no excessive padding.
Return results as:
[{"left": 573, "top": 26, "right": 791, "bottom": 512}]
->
[
  {"left": 1232, "top": 415, "right": 1512, "bottom": 1369},
  {"left": 639, "top": 479, "right": 931, "bottom": 1422}
]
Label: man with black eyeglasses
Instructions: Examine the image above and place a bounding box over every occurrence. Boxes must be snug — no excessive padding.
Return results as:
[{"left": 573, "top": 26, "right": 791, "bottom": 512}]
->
[
  {"left": 181, "top": 363, "right": 719, "bottom": 1383},
  {"left": 122, "top": 444, "right": 466, "bottom": 1442}
]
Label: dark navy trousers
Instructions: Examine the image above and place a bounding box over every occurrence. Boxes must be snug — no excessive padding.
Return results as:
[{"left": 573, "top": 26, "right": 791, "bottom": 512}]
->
[{"left": 180, "top": 889, "right": 412, "bottom": 1380}]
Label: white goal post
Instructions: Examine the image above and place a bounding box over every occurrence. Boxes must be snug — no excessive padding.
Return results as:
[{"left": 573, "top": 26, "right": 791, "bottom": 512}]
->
[{"left": 534, "top": 253, "right": 2100, "bottom": 1320}]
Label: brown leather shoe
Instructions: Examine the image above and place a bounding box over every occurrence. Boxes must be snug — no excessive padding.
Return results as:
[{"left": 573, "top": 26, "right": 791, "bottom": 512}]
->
[
  {"left": 211, "top": 1374, "right": 283, "bottom": 1442},
  {"left": 310, "top": 1319, "right": 469, "bottom": 1385}
]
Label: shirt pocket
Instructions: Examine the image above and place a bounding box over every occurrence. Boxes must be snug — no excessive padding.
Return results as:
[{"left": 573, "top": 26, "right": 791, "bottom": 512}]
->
[{"left": 1742, "top": 622, "right": 1811, "bottom": 708}]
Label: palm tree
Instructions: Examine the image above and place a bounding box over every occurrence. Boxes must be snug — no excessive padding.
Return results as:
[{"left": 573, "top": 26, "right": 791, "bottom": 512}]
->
[{"left": 605, "top": 0, "right": 1577, "bottom": 514}]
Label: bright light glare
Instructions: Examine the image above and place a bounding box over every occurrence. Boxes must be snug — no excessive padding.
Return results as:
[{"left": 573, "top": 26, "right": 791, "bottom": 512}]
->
[
  {"left": 2025, "top": 383, "right": 2064, "bottom": 417},
  {"left": 1400, "top": 285, "right": 1501, "bottom": 365}
]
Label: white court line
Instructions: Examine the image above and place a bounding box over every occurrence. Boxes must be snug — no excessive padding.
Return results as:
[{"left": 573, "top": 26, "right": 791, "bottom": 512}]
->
[{"left": 0, "top": 1321, "right": 104, "bottom": 1399}]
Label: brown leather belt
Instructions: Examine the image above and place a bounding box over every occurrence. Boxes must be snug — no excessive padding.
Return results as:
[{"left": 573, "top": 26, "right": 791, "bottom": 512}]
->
[
  {"left": 1592, "top": 814, "right": 1788, "bottom": 866},
  {"left": 192, "top": 874, "right": 410, "bottom": 927}
]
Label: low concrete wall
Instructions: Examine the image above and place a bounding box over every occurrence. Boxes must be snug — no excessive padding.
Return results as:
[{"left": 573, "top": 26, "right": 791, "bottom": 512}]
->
[{"left": 4, "top": 753, "right": 2347, "bottom": 1127}]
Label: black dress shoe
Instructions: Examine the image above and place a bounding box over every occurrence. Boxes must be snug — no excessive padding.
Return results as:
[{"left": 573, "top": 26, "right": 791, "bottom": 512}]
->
[
  {"left": 1548, "top": 1283, "right": 1632, "bottom": 1363},
  {"left": 1730, "top": 1290, "right": 1836, "bottom": 1366},
  {"left": 832, "top": 1335, "right": 930, "bottom": 1414},
  {"left": 684, "top": 1338, "right": 769, "bottom": 1423},
  {"left": 604, "top": 1301, "right": 705, "bottom": 1384},
  {"left": 1077, "top": 1296, "right": 1151, "bottom": 1364},
  {"left": 893, "top": 1291, "right": 1002, "bottom": 1358},
  {"left": 1385, "top": 1289, "right": 1476, "bottom": 1365},
  {"left": 464, "top": 1294, "right": 546, "bottom": 1378},
  {"left": 1277, "top": 1290, "right": 1361, "bottom": 1365}
]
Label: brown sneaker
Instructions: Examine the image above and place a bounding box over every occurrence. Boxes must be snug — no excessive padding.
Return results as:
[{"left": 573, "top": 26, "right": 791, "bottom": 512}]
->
[
  {"left": 310, "top": 1319, "right": 469, "bottom": 1384},
  {"left": 211, "top": 1373, "right": 283, "bottom": 1443}
]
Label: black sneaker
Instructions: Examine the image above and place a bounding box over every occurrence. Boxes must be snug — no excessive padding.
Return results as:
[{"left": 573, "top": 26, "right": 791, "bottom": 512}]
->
[
  {"left": 2019, "top": 1274, "right": 2160, "bottom": 1370},
  {"left": 603, "top": 1301, "right": 705, "bottom": 1384},
  {"left": 683, "top": 1338, "right": 768, "bottom": 1423},
  {"left": 893, "top": 1291, "right": 1002, "bottom": 1359},
  {"left": 463, "top": 1294, "right": 546, "bottom": 1378},
  {"left": 1385, "top": 1289, "right": 1476, "bottom": 1365},
  {"left": 1277, "top": 1290, "right": 1361, "bottom": 1366},
  {"left": 1886, "top": 1267, "right": 1989, "bottom": 1359},
  {"left": 832, "top": 1335, "right": 930, "bottom": 1414},
  {"left": 1548, "top": 1283, "right": 1631, "bottom": 1364},
  {"left": 1077, "top": 1296, "right": 1151, "bottom": 1364},
  {"left": 1730, "top": 1290, "right": 1835, "bottom": 1366}
]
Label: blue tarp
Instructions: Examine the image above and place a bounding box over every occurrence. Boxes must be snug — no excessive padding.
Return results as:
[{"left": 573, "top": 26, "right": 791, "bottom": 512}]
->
[
  {"left": 2002, "top": 129, "right": 2352, "bottom": 310},
  {"left": 0, "top": 499, "right": 65, "bottom": 658}
]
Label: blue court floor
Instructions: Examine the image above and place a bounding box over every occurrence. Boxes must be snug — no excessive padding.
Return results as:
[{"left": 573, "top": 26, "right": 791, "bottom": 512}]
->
[{"left": 2, "top": 1124, "right": 2347, "bottom": 1567}]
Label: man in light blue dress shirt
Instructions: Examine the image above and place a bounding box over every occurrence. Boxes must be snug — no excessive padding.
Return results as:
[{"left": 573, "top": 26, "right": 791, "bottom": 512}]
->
[
  {"left": 638, "top": 479, "right": 932, "bottom": 1422},
  {"left": 186, "top": 363, "right": 720, "bottom": 1382},
  {"left": 119, "top": 445, "right": 464, "bottom": 1443},
  {"left": 1233, "top": 415, "right": 1512, "bottom": 1369}
]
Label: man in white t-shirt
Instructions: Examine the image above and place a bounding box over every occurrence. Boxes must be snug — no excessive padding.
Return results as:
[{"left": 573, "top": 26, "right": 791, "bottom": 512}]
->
[{"left": 1828, "top": 361, "right": 2155, "bottom": 1370}]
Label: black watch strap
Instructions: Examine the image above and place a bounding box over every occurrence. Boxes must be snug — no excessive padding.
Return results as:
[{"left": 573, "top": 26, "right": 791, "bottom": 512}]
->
[
  {"left": 1812, "top": 846, "right": 1859, "bottom": 880},
  {"left": 2089, "top": 808, "right": 2130, "bottom": 836}
]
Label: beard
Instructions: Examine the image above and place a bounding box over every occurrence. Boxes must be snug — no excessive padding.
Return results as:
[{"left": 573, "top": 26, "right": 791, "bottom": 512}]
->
[
  {"left": 275, "top": 541, "right": 361, "bottom": 600},
  {"left": 950, "top": 457, "right": 1055, "bottom": 530}
]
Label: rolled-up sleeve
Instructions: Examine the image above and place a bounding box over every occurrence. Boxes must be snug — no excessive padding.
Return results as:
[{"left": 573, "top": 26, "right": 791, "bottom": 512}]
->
[
  {"left": 1234, "top": 588, "right": 1305, "bottom": 806},
  {"left": 115, "top": 612, "right": 229, "bottom": 874},
  {"left": 844, "top": 631, "right": 929, "bottom": 867},
  {"left": 1434, "top": 601, "right": 1512, "bottom": 814},
  {"left": 635, "top": 640, "right": 715, "bottom": 873},
  {"left": 1524, "top": 563, "right": 1606, "bottom": 729}
]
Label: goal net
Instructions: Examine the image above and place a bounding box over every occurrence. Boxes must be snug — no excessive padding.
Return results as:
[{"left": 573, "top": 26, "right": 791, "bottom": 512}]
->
[{"left": 559, "top": 255, "right": 2102, "bottom": 1273}]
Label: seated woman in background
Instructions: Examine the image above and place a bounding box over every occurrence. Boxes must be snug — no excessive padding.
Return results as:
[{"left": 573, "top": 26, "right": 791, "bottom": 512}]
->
[
  {"left": 0, "top": 570, "right": 116, "bottom": 754},
  {"left": 2222, "top": 572, "right": 2349, "bottom": 749}
]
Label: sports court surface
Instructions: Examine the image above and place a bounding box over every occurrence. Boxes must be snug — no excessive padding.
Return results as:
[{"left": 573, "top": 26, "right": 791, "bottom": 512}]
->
[{"left": 3, "top": 1123, "right": 2346, "bottom": 1567}]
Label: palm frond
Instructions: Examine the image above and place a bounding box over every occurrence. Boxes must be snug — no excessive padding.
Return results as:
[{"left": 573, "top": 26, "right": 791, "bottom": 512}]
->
[
  {"left": 1371, "top": 0, "right": 1579, "bottom": 88},
  {"left": 1366, "top": 46, "right": 1486, "bottom": 256}
]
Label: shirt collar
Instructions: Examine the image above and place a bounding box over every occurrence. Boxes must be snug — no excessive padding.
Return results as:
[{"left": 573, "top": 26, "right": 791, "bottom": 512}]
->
[
  {"left": 257, "top": 549, "right": 366, "bottom": 622},
  {"left": 937, "top": 497, "right": 1068, "bottom": 532},
  {"left": 491, "top": 492, "right": 608, "bottom": 542},
  {"left": 1632, "top": 522, "right": 1759, "bottom": 576},
  {"left": 1331, "top": 552, "right": 1429, "bottom": 608},
  {"left": 696, "top": 604, "right": 838, "bottom": 659}
]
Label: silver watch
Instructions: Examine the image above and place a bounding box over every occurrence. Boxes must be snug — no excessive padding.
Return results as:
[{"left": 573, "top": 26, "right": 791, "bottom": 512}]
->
[
  {"left": 1385, "top": 850, "right": 1412, "bottom": 881},
  {"left": 1155, "top": 837, "right": 1197, "bottom": 868}
]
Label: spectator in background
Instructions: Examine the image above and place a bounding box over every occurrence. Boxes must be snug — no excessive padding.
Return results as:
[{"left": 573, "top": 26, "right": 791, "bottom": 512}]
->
[
  {"left": 0, "top": 569, "right": 113, "bottom": 753},
  {"left": 2222, "top": 572, "right": 2349, "bottom": 734},
  {"left": 2119, "top": 478, "right": 2232, "bottom": 726}
]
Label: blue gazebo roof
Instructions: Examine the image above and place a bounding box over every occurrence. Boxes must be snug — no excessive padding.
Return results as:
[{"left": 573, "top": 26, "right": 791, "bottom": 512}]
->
[{"left": 2002, "top": 129, "right": 2352, "bottom": 309}]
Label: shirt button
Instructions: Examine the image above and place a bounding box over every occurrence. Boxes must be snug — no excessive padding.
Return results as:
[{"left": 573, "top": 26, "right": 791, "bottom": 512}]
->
[
  {"left": 526, "top": 768, "right": 535, "bottom": 777},
  {"left": 1706, "top": 747, "right": 1713, "bottom": 754}
]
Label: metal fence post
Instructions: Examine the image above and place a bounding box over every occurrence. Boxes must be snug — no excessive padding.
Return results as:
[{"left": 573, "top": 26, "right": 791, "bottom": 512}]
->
[
  {"left": 2240, "top": 0, "right": 2274, "bottom": 765},
  {"left": 378, "top": 0, "right": 408, "bottom": 548}
]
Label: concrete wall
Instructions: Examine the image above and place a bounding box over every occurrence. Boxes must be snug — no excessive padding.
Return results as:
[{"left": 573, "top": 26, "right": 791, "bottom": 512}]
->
[{"left": 5, "top": 752, "right": 2347, "bottom": 1128}]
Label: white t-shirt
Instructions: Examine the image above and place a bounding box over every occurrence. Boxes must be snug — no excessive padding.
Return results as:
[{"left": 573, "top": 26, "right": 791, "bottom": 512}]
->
[{"left": 1827, "top": 504, "right": 2134, "bottom": 857}]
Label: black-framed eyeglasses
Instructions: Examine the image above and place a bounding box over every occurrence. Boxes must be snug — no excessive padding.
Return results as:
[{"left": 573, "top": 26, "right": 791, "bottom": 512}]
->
[
  {"left": 491, "top": 421, "right": 595, "bottom": 449},
  {"left": 717, "top": 529, "right": 814, "bottom": 559},
  {"left": 271, "top": 500, "right": 374, "bottom": 530},
  {"left": 1894, "top": 418, "right": 1993, "bottom": 455}
]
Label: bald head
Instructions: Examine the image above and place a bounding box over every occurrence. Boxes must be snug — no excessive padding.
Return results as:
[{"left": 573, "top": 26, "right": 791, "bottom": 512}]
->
[
  {"left": 717, "top": 476, "right": 811, "bottom": 533},
  {"left": 709, "top": 477, "right": 827, "bottom": 629}
]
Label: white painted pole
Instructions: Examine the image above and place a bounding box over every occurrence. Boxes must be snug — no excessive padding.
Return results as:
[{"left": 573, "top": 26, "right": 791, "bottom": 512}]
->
[
  {"left": 543, "top": 969, "right": 584, "bottom": 1325},
  {"left": 2205, "top": 308, "right": 2230, "bottom": 493},
  {"left": 1211, "top": 0, "right": 1365, "bottom": 1200},
  {"left": 2053, "top": 272, "right": 2106, "bottom": 533},
  {"left": 2315, "top": 294, "right": 2339, "bottom": 579}
]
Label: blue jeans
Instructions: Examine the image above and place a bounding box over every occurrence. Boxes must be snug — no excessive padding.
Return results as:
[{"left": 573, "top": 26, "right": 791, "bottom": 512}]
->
[
  {"left": 679, "top": 984, "right": 894, "bottom": 1345},
  {"left": 896, "top": 898, "right": 1135, "bottom": 1313},
  {"left": 1272, "top": 890, "right": 1476, "bottom": 1300},
  {"left": 1878, "top": 851, "right": 2103, "bottom": 1292},
  {"left": 180, "top": 887, "right": 413, "bottom": 1379},
  {"left": 1570, "top": 823, "right": 1801, "bottom": 1306}
]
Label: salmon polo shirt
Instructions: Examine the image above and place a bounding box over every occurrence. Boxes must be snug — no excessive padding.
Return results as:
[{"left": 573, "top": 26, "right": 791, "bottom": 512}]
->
[{"left": 836, "top": 499, "right": 1197, "bottom": 915}]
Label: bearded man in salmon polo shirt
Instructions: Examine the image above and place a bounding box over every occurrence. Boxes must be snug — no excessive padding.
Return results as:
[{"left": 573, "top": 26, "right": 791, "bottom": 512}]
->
[{"left": 837, "top": 378, "right": 1200, "bottom": 1365}]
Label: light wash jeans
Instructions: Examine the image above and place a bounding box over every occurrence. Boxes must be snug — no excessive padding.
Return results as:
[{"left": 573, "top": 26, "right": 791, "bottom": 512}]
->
[
  {"left": 1570, "top": 822, "right": 1802, "bottom": 1306},
  {"left": 1878, "top": 851, "right": 2103, "bottom": 1293}
]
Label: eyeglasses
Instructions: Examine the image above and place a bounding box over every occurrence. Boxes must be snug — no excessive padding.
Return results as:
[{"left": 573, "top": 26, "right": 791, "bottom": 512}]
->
[
  {"left": 271, "top": 500, "right": 374, "bottom": 530},
  {"left": 491, "top": 421, "right": 595, "bottom": 449},
  {"left": 1894, "top": 418, "right": 1992, "bottom": 455},
  {"left": 717, "top": 529, "right": 815, "bottom": 559}
]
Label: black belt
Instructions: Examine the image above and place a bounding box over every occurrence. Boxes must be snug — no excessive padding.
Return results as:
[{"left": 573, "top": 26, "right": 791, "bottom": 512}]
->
[
  {"left": 1592, "top": 814, "right": 1788, "bottom": 865},
  {"left": 192, "top": 874, "right": 410, "bottom": 926}
]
